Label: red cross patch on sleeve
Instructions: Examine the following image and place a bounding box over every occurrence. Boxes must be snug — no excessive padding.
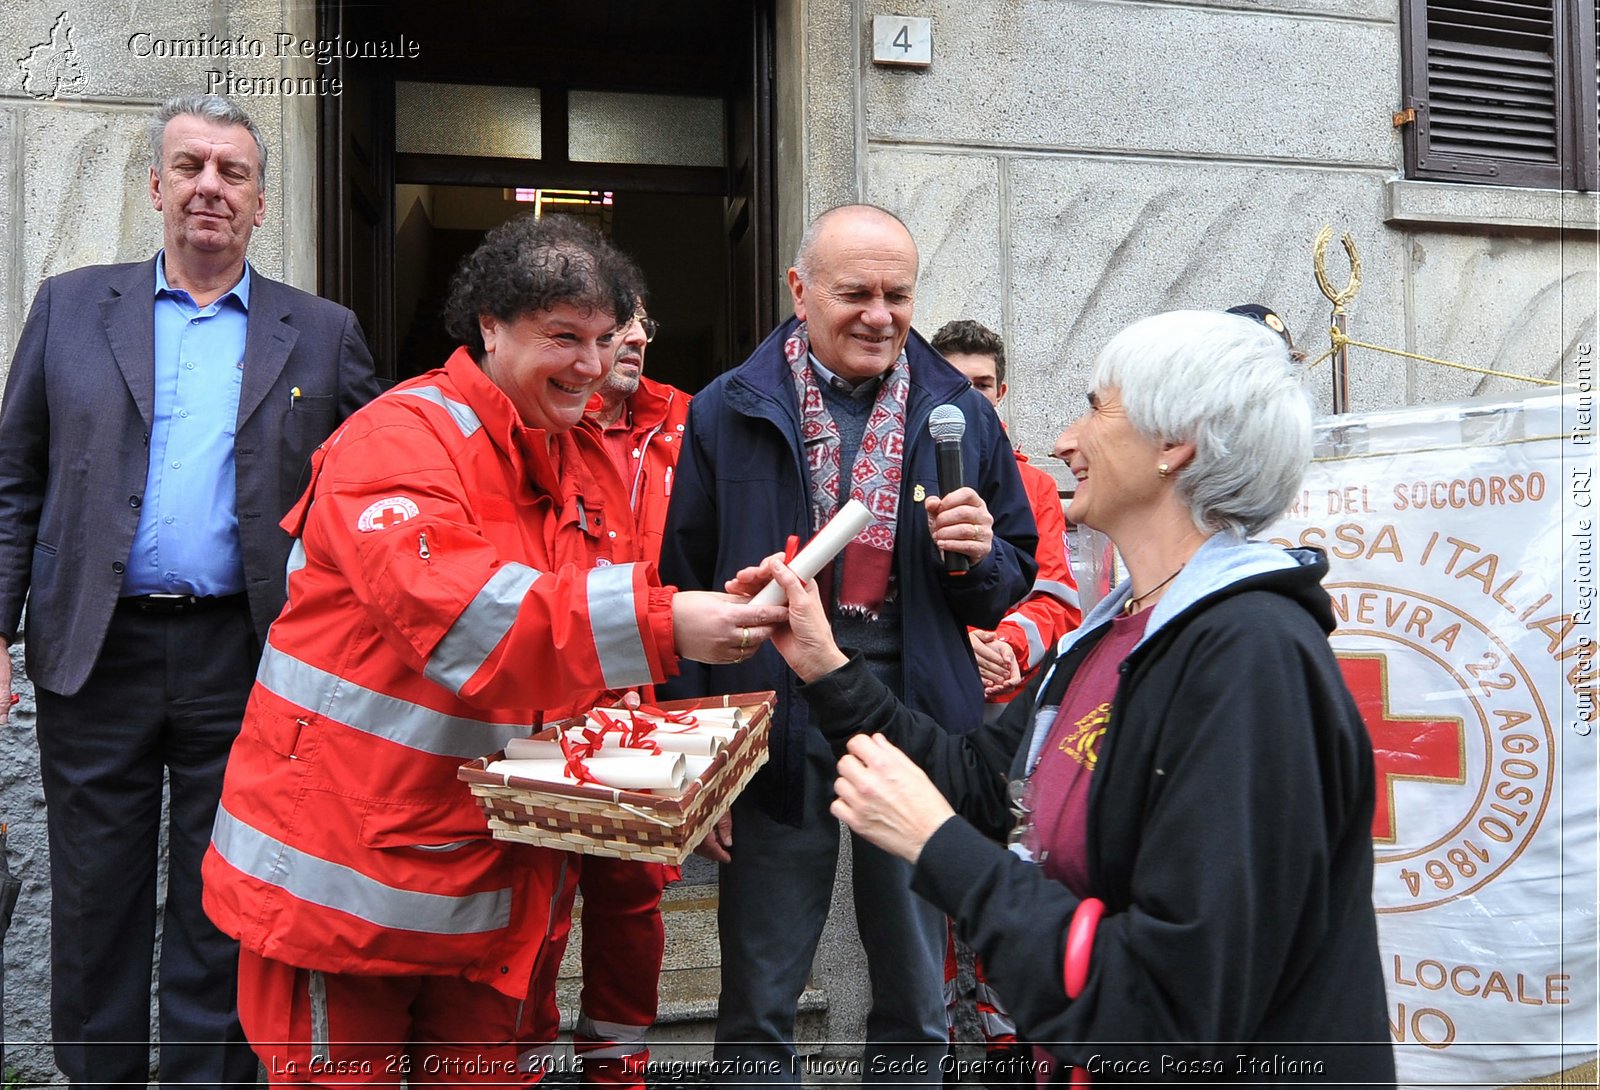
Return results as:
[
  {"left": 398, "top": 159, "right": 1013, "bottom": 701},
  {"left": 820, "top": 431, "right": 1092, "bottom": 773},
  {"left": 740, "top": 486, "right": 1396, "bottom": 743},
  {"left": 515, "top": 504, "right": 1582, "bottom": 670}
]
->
[{"left": 357, "top": 496, "right": 421, "bottom": 533}]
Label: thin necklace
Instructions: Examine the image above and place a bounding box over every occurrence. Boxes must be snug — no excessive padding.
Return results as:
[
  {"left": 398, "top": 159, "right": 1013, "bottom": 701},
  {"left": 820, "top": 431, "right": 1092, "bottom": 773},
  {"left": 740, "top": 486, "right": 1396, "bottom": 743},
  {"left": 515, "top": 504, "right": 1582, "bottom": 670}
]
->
[{"left": 1123, "top": 564, "right": 1185, "bottom": 617}]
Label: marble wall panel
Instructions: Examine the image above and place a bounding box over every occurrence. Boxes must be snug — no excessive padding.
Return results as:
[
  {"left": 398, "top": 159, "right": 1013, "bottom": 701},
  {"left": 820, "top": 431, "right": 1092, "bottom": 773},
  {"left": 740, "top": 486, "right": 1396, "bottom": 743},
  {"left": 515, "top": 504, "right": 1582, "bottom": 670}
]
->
[
  {"left": 867, "top": 148, "right": 1005, "bottom": 339},
  {"left": 20, "top": 106, "right": 163, "bottom": 291},
  {"left": 1002, "top": 155, "right": 1405, "bottom": 458},
  {"left": 1404, "top": 231, "right": 1598, "bottom": 405},
  {"left": 864, "top": 0, "right": 1398, "bottom": 168},
  {"left": 803, "top": 0, "right": 860, "bottom": 218},
  {"left": 1, "top": 2, "right": 228, "bottom": 102},
  {"left": 1158, "top": 0, "right": 1393, "bottom": 20},
  {"left": 0, "top": 108, "right": 16, "bottom": 366}
]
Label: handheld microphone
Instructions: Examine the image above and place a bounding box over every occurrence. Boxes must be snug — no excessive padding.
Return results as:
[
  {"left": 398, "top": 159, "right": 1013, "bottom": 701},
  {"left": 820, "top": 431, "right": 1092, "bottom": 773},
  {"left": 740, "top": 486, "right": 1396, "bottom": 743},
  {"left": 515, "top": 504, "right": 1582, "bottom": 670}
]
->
[{"left": 928, "top": 405, "right": 970, "bottom": 574}]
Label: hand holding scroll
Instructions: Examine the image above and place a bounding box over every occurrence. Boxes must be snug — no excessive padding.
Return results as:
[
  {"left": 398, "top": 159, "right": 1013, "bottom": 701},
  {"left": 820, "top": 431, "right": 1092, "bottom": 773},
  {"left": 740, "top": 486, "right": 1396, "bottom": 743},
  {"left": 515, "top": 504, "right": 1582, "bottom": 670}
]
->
[
  {"left": 672, "top": 591, "right": 786, "bottom": 665},
  {"left": 728, "top": 557, "right": 847, "bottom": 683}
]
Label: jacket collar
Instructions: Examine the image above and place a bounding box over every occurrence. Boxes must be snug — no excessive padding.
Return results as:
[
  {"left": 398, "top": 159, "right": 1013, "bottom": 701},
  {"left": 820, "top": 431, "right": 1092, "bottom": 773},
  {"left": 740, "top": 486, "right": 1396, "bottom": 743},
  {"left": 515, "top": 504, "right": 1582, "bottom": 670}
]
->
[
  {"left": 626, "top": 374, "right": 682, "bottom": 432},
  {"left": 1018, "top": 537, "right": 1322, "bottom": 785},
  {"left": 1055, "top": 534, "right": 1307, "bottom": 661},
  {"left": 442, "top": 347, "right": 565, "bottom": 494},
  {"left": 237, "top": 270, "right": 299, "bottom": 428},
  {"left": 102, "top": 257, "right": 161, "bottom": 427}
]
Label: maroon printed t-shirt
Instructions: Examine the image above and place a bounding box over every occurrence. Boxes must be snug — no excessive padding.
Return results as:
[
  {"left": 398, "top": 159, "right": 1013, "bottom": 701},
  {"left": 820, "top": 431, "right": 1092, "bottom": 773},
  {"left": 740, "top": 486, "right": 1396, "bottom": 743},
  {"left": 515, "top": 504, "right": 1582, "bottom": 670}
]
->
[{"left": 1023, "top": 608, "right": 1151, "bottom": 897}]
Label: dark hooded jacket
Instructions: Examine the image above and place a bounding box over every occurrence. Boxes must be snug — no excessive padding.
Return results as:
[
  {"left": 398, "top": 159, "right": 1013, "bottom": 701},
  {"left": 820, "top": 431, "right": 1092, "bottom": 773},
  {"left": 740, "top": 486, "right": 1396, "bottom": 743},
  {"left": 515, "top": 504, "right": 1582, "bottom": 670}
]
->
[{"left": 799, "top": 538, "right": 1395, "bottom": 1087}]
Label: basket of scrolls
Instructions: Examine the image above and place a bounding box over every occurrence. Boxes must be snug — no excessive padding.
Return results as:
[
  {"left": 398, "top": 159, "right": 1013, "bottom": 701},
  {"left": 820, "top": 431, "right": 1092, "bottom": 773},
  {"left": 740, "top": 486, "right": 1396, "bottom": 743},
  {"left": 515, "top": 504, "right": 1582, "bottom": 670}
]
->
[{"left": 458, "top": 692, "right": 775, "bottom": 865}]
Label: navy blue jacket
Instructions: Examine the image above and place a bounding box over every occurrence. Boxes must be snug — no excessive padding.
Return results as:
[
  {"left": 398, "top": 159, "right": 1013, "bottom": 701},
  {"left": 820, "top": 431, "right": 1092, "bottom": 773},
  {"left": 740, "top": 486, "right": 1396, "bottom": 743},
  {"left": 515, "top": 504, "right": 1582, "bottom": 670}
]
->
[{"left": 659, "top": 318, "right": 1039, "bottom": 825}]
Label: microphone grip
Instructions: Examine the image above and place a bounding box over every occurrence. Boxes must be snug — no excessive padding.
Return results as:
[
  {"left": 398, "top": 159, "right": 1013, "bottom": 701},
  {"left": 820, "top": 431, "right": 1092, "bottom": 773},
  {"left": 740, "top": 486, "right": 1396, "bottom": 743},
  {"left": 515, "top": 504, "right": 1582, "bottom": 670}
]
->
[{"left": 933, "top": 439, "right": 971, "bottom": 574}]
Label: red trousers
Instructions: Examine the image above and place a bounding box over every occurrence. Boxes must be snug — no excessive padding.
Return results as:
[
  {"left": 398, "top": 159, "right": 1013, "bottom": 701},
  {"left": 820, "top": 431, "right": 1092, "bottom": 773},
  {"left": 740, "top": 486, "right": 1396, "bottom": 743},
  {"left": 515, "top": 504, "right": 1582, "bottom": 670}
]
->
[
  {"left": 571, "top": 856, "right": 670, "bottom": 1088},
  {"left": 945, "top": 922, "right": 1017, "bottom": 1049},
  {"left": 237, "top": 911, "right": 572, "bottom": 1088}
]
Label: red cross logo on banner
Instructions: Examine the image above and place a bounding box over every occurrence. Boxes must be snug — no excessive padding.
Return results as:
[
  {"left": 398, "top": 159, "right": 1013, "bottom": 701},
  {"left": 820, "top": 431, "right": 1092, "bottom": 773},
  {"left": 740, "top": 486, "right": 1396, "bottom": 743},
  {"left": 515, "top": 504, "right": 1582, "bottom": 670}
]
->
[{"left": 1337, "top": 653, "right": 1466, "bottom": 843}]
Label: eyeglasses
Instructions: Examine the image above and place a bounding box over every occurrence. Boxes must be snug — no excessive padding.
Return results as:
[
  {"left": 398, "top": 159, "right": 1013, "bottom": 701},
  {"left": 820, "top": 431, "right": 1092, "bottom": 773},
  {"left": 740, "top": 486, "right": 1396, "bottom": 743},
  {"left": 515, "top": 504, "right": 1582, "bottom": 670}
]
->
[{"left": 636, "top": 317, "right": 659, "bottom": 343}]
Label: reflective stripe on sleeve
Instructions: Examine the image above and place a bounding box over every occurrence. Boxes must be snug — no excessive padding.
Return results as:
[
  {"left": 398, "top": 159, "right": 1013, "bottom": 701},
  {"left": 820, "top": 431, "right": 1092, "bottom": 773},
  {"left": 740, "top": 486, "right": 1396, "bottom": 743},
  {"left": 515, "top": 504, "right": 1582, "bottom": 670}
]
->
[
  {"left": 257, "top": 644, "right": 526, "bottom": 758},
  {"left": 1033, "top": 578, "right": 1080, "bottom": 609},
  {"left": 284, "top": 538, "right": 308, "bottom": 601},
  {"left": 424, "top": 564, "right": 543, "bottom": 695},
  {"left": 586, "top": 563, "right": 654, "bottom": 689},
  {"left": 210, "top": 805, "right": 512, "bottom": 934},
  {"left": 1000, "top": 611, "right": 1045, "bottom": 668},
  {"left": 395, "top": 387, "right": 483, "bottom": 438},
  {"left": 978, "top": 1007, "right": 1019, "bottom": 1041},
  {"left": 573, "top": 1015, "right": 650, "bottom": 1053}
]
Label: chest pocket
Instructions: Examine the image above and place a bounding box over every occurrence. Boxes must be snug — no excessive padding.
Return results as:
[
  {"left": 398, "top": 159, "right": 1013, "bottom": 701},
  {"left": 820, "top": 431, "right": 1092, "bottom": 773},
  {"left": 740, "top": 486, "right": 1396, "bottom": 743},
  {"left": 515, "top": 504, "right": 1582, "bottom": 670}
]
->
[{"left": 559, "top": 495, "right": 632, "bottom": 567}]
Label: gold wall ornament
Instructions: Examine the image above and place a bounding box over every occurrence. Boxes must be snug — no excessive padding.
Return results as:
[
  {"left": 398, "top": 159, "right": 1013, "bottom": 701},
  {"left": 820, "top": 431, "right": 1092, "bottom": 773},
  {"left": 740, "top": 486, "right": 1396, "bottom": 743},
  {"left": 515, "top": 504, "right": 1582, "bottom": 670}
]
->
[
  {"left": 1313, "top": 225, "right": 1363, "bottom": 414},
  {"left": 1313, "top": 225, "right": 1363, "bottom": 314}
]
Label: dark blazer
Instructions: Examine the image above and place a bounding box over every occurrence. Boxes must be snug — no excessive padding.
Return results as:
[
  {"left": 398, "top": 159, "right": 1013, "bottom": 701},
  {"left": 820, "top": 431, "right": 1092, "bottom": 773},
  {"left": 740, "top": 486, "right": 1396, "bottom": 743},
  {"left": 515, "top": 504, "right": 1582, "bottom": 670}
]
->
[{"left": 0, "top": 256, "right": 380, "bottom": 696}]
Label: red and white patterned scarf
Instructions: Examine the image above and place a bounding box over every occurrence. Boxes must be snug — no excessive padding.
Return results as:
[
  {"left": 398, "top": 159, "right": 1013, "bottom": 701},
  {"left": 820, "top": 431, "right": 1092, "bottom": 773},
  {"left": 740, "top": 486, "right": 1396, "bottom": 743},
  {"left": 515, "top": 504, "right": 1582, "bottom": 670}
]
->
[{"left": 785, "top": 323, "right": 909, "bottom": 618}]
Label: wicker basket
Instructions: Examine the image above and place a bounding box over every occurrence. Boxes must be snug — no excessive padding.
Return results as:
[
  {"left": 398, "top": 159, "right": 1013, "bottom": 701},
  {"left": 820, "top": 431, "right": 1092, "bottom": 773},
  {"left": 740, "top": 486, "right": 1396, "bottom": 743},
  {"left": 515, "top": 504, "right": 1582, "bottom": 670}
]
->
[{"left": 458, "top": 692, "right": 775, "bottom": 864}]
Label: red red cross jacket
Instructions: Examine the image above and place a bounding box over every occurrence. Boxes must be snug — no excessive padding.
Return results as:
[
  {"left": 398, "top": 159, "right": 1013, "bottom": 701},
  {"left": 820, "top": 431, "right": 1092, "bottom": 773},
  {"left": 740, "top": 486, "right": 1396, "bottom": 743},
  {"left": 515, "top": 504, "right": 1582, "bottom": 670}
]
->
[
  {"left": 988, "top": 451, "right": 1081, "bottom": 683},
  {"left": 590, "top": 374, "right": 691, "bottom": 561},
  {"left": 202, "top": 348, "right": 679, "bottom": 997}
]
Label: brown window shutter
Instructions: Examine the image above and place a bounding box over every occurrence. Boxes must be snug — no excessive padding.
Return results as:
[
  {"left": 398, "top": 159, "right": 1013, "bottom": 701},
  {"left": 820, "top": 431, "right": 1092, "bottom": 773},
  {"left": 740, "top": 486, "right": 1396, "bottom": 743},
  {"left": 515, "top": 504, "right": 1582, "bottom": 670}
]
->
[
  {"left": 1401, "top": 0, "right": 1582, "bottom": 188},
  {"left": 1577, "top": 0, "right": 1599, "bottom": 188}
]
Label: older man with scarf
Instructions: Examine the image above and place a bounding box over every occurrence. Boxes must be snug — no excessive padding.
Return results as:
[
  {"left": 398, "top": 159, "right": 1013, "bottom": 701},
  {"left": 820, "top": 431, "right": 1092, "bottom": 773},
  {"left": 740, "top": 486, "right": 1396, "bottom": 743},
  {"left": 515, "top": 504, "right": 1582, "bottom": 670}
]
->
[{"left": 659, "top": 204, "right": 1038, "bottom": 1086}]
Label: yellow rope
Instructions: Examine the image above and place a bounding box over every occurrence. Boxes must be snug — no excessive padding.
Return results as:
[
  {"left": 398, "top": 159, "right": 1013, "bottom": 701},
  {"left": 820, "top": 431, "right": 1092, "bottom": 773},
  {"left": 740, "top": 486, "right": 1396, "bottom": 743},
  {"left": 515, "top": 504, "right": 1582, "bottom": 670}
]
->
[
  {"left": 1303, "top": 345, "right": 1337, "bottom": 370},
  {"left": 1304, "top": 328, "right": 1561, "bottom": 387}
]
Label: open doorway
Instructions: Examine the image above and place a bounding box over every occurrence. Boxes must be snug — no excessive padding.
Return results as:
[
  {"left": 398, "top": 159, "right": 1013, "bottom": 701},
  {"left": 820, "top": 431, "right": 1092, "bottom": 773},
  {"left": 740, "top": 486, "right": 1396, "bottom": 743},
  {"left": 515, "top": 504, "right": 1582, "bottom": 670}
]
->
[
  {"left": 318, "top": 0, "right": 775, "bottom": 390},
  {"left": 392, "top": 186, "right": 729, "bottom": 392}
]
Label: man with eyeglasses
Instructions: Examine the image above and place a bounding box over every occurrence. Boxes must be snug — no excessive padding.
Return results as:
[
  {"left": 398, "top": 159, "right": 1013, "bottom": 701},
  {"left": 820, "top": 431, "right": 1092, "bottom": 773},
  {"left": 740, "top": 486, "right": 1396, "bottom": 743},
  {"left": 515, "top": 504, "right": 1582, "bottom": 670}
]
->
[
  {"left": 586, "top": 304, "right": 689, "bottom": 564},
  {"left": 575, "top": 299, "right": 691, "bottom": 1088}
]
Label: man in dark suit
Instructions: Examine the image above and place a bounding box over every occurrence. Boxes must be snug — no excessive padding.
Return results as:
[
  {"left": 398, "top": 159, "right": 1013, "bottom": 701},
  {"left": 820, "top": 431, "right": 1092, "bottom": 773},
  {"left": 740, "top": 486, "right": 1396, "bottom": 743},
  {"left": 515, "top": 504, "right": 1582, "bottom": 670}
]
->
[{"left": 0, "top": 94, "right": 379, "bottom": 1088}]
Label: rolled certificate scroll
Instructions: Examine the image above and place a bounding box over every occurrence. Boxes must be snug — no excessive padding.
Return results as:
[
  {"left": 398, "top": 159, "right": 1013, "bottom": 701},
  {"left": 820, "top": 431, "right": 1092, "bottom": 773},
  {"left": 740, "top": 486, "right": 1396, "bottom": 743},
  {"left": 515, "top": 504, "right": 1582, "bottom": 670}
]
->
[
  {"left": 682, "top": 754, "right": 717, "bottom": 781},
  {"left": 485, "top": 753, "right": 688, "bottom": 791},
  {"left": 672, "top": 723, "right": 739, "bottom": 743},
  {"left": 750, "top": 499, "right": 872, "bottom": 606},
  {"left": 503, "top": 738, "right": 566, "bottom": 760},
  {"left": 593, "top": 706, "right": 745, "bottom": 729},
  {"left": 506, "top": 737, "right": 668, "bottom": 760},
  {"left": 643, "top": 732, "right": 726, "bottom": 757}
]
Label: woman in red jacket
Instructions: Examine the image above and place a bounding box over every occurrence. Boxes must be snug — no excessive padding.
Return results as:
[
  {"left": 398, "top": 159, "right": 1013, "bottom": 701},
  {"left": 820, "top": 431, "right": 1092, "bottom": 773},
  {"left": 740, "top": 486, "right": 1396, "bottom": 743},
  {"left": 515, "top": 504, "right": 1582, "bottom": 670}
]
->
[{"left": 202, "top": 214, "right": 784, "bottom": 1085}]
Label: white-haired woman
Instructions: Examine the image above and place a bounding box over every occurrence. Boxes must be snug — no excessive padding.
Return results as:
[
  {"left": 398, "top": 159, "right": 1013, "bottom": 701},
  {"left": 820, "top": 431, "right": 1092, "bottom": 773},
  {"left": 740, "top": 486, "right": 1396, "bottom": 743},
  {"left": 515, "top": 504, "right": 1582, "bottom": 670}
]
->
[{"left": 748, "top": 310, "right": 1395, "bottom": 1086}]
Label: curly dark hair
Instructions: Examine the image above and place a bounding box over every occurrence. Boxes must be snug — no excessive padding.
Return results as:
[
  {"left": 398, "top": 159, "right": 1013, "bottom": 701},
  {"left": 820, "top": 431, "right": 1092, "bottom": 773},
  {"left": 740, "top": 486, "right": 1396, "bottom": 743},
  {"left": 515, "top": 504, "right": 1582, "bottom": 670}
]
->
[
  {"left": 443, "top": 213, "right": 644, "bottom": 360},
  {"left": 930, "top": 319, "right": 1007, "bottom": 387}
]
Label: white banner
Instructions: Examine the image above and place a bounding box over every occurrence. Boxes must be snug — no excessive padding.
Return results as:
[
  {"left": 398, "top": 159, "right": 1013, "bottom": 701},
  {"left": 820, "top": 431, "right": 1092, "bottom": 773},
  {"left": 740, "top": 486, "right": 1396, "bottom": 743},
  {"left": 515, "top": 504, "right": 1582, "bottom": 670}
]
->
[{"left": 1266, "top": 389, "right": 1596, "bottom": 1086}]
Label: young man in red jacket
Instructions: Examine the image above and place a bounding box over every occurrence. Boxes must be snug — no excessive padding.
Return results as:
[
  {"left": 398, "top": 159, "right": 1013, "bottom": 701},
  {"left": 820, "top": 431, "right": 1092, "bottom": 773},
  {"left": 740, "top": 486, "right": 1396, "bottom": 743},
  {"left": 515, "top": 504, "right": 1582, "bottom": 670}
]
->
[
  {"left": 931, "top": 321, "right": 1080, "bottom": 703},
  {"left": 576, "top": 301, "right": 691, "bottom": 1088},
  {"left": 930, "top": 319, "right": 1082, "bottom": 1082}
]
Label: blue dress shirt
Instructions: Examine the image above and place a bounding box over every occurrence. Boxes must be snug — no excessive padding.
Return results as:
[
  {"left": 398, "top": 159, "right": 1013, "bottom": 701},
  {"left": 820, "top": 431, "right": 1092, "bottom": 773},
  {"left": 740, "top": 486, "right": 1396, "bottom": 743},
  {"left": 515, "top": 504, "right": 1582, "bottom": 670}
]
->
[{"left": 121, "top": 253, "right": 250, "bottom": 596}]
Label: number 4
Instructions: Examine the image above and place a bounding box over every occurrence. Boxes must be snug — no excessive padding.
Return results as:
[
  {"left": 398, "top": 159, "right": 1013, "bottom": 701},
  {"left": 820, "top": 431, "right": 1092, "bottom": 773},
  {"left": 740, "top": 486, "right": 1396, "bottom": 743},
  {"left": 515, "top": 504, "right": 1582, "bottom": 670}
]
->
[{"left": 893, "top": 25, "right": 913, "bottom": 52}]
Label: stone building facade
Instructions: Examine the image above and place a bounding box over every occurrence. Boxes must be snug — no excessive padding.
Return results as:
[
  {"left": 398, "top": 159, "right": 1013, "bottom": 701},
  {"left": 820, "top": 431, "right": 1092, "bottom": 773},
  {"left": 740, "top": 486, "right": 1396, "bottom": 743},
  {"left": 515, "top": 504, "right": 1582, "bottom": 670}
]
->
[{"left": 0, "top": 0, "right": 1592, "bottom": 1082}]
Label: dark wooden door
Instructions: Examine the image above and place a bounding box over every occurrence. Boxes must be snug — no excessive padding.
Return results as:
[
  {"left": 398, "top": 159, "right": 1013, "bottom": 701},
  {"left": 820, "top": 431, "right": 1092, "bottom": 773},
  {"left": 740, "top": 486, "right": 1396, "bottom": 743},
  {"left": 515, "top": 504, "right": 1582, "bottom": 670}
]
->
[
  {"left": 726, "top": 2, "right": 777, "bottom": 365},
  {"left": 317, "top": 0, "right": 395, "bottom": 379}
]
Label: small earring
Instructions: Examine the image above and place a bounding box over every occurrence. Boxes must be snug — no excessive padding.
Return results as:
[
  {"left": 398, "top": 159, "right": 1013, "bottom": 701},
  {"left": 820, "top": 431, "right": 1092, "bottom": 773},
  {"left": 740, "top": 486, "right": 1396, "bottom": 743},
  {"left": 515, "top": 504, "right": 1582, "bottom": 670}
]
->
[{"left": 1158, "top": 463, "right": 1170, "bottom": 478}]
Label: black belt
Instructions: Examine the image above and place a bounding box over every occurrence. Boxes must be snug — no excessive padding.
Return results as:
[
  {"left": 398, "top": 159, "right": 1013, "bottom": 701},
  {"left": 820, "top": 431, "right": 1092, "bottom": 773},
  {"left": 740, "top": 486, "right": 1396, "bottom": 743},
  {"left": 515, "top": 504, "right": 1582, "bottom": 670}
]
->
[{"left": 117, "top": 592, "right": 248, "bottom": 616}]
